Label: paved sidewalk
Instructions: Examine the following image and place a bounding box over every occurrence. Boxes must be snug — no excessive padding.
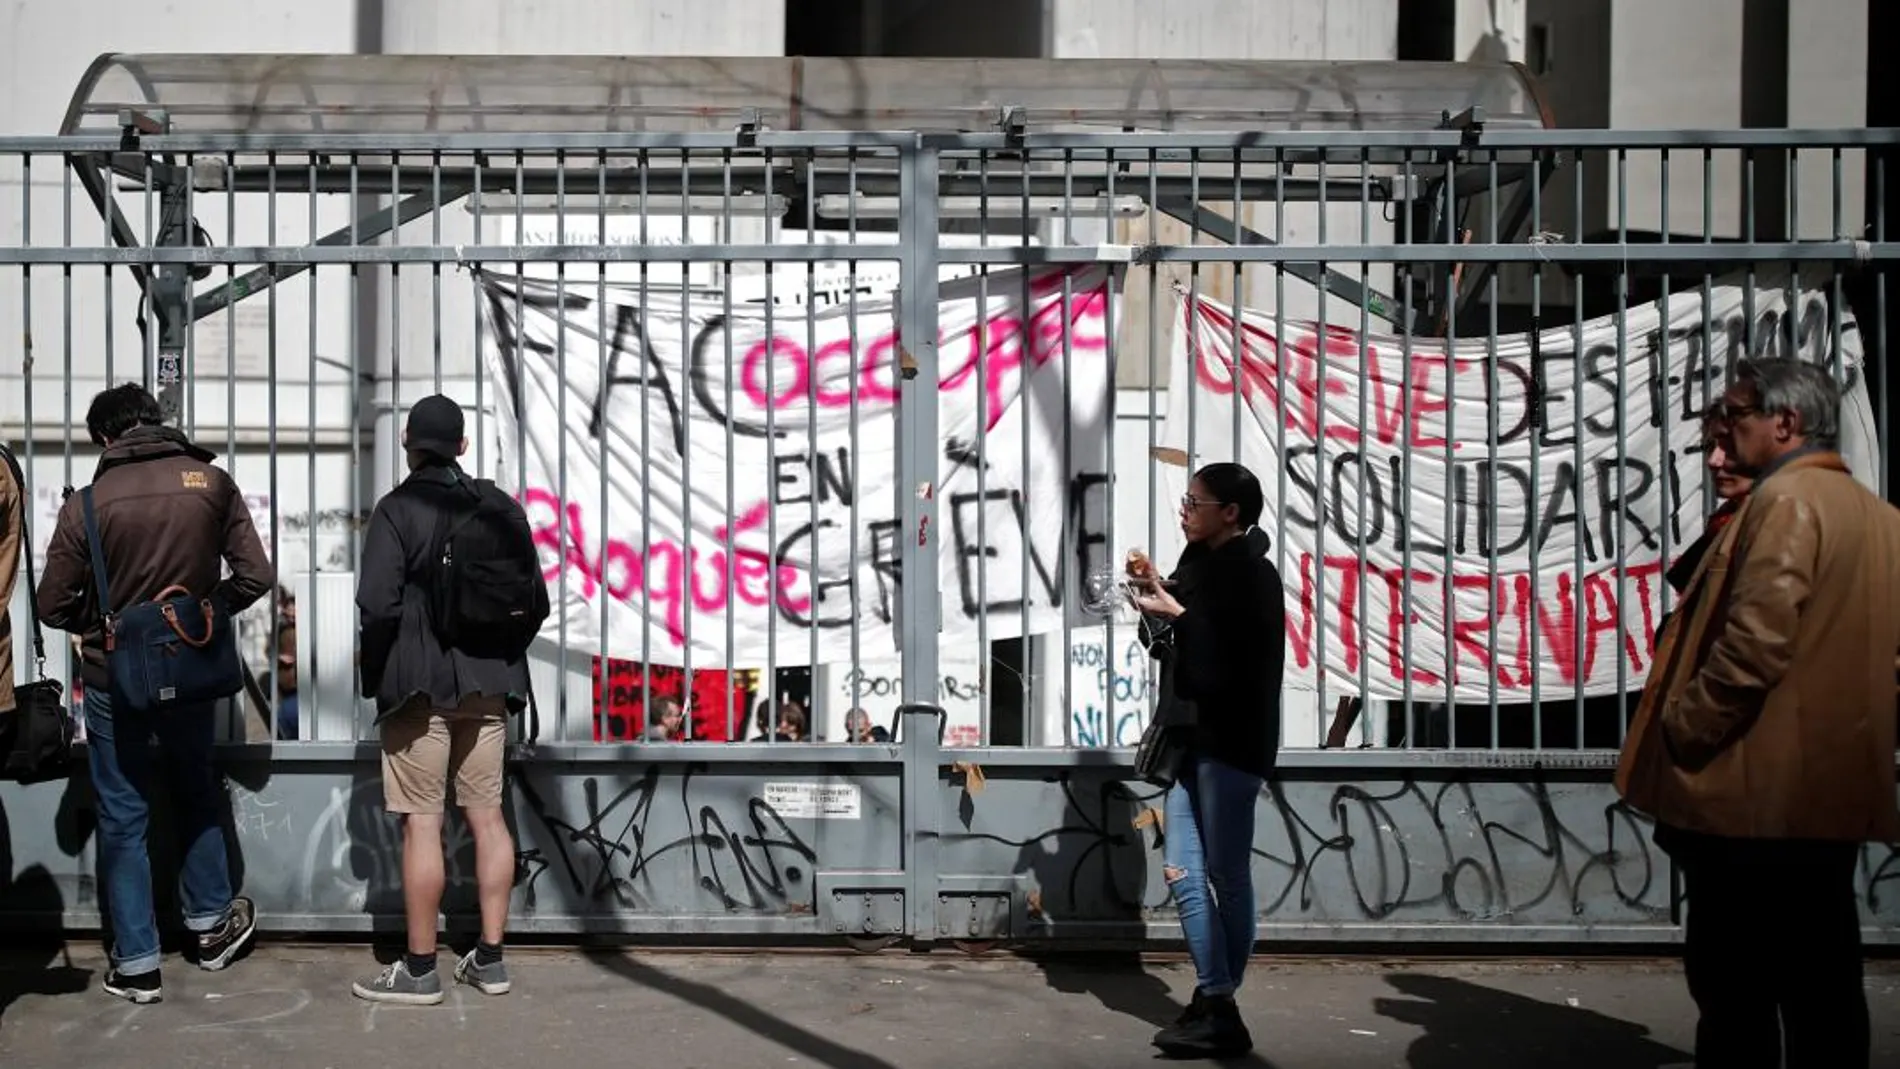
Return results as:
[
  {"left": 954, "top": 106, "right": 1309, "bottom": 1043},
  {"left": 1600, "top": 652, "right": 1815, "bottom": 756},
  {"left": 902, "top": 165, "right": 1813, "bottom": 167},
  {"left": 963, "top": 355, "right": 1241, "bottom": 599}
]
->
[{"left": 1, "top": 943, "right": 1895, "bottom": 1067}]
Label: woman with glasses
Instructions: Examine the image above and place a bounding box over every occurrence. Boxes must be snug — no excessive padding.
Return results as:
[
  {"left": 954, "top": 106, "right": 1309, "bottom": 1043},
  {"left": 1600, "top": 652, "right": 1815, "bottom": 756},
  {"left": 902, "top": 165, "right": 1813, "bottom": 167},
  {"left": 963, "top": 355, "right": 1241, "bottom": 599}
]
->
[
  {"left": 1654, "top": 401, "right": 1758, "bottom": 646},
  {"left": 1126, "top": 461, "right": 1287, "bottom": 1059}
]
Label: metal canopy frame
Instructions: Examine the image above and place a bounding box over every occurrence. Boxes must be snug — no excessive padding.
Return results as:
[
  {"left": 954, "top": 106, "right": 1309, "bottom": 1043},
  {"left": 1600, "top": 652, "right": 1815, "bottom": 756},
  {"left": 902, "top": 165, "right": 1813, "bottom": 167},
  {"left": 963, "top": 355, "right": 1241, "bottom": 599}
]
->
[{"left": 58, "top": 55, "right": 1562, "bottom": 415}]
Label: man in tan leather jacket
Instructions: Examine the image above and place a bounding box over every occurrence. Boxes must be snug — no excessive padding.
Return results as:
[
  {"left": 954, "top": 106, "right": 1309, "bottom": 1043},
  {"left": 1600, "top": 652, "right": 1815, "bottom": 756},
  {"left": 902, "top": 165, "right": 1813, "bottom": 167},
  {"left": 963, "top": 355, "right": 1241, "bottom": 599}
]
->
[{"left": 1617, "top": 357, "right": 1900, "bottom": 1069}]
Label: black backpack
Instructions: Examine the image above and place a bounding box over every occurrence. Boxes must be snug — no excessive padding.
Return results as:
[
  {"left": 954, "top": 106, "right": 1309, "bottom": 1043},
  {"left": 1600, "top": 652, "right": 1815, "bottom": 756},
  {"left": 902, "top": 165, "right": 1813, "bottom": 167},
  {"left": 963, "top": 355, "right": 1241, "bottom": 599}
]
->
[{"left": 425, "top": 476, "right": 549, "bottom": 660}]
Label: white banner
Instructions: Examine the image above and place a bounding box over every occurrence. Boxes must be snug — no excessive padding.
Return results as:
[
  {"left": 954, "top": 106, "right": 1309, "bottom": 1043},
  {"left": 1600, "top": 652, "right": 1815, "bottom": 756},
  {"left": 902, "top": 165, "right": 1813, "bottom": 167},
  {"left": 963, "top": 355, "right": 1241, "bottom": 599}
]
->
[
  {"left": 1161, "top": 268, "right": 1879, "bottom": 701},
  {"left": 481, "top": 264, "right": 1120, "bottom": 668}
]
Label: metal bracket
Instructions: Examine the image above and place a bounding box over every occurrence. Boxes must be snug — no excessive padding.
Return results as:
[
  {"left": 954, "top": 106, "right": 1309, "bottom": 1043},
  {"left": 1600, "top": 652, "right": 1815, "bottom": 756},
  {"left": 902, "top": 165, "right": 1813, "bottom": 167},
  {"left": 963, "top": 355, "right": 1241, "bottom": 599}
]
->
[
  {"left": 117, "top": 107, "right": 169, "bottom": 150},
  {"left": 1440, "top": 105, "right": 1486, "bottom": 151},
  {"left": 736, "top": 107, "right": 761, "bottom": 146},
  {"left": 995, "top": 105, "right": 1027, "bottom": 143}
]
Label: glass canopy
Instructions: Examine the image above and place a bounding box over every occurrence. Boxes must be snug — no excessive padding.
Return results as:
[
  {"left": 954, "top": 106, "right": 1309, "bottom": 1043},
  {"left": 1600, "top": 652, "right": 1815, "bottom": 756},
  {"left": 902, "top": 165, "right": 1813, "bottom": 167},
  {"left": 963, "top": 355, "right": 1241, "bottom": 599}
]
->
[{"left": 64, "top": 54, "right": 1553, "bottom": 137}]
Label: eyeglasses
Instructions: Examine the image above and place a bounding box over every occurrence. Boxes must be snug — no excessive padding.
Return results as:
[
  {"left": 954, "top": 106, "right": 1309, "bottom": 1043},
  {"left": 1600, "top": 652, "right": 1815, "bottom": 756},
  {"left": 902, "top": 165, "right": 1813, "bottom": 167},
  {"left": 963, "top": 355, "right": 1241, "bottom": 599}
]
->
[
  {"left": 1717, "top": 401, "right": 1762, "bottom": 423},
  {"left": 1180, "top": 494, "right": 1224, "bottom": 511}
]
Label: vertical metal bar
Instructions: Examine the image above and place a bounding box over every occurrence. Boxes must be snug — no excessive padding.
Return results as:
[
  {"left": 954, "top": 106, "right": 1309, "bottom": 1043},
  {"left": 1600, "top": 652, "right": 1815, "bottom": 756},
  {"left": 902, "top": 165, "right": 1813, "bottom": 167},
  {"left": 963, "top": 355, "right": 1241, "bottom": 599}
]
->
[
  {"left": 1877, "top": 153, "right": 1890, "bottom": 502},
  {"left": 266, "top": 151, "right": 282, "bottom": 730},
  {"left": 1485, "top": 150, "right": 1501, "bottom": 747},
  {"left": 897, "top": 138, "right": 944, "bottom": 943},
  {"left": 1831, "top": 147, "right": 1845, "bottom": 381},
  {"left": 19, "top": 150, "right": 33, "bottom": 688},
  {"left": 553, "top": 151, "right": 570, "bottom": 744},
  {"left": 62, "top": 159, "right": 74, "bottom": 540},
  {"left": 845, "top": 147, "right": 862, "bottom": 742},
  {"left": 1654, "top": 149, "right": 1674, "bottom": 729},
  {"left": 1439, "top": 152, "right": 1456, "bottom": 744},
  {"left": 1059, "top": 149, "right": 1077, "bottom": 754},
  {"left": 1613, "top": 148, "right": 1630, "bottom": 742},
  {"left": 720, "top": 148, "right": 739, "bottom": 743},
  {"left": 1788, "top": 147, "right": 1801, "bottom": 360},
  {"left": 1572, "top": 150, "right": 1588, "bottom": 747},
  {"left": 594, "top": 151, "right": 611, "bottom": 744},
  {"left": 1527, "top": 149, "right": 1544, "bottom": 750},
  {"left": 677, "top": 150, "right": 696, "bottom": 739},
  {"left": 795, "top": 154, "right": 818, "bottom": 739},
  {"left": 224, "top": 154, "right": 237, "bottom": 530},
  {"left": 345, "top": 154, "right": 363, "bottom": 741},
  {"left": 510, "top": 151, "right": 529, "bottom": 735},
  {"left": 305, "top": 153, "right": 320, "bottom": 740},
  {"left": 1017, "top": 157, "right": 1033, "bottom": 745},
  {"left": 471, "top": 154, "right": 486, "bottom": 478},
  {"left": 1099, "top": 148, "right": 1119, "bottom": 752},
  {"left": 1144, "top": 149, "right": 1162, "bottom": 749},
  {"left": 1354, "top": 147, "right": 1373, "bottom": 742},
  {"left": 974, "top": 150, "right": 992, "bottom": 746},
  {"left": 1271, "top": 150, "right": 1292, "bottom": 740},
  {"left": 1398, "top": 150, "right": 1417, "bottom": 747},
  {"left": 637, "top": 150, "right": 655, "bottom": 737},
  {"left": 764, "top": 146, "right": 787, "bottom": 746}
]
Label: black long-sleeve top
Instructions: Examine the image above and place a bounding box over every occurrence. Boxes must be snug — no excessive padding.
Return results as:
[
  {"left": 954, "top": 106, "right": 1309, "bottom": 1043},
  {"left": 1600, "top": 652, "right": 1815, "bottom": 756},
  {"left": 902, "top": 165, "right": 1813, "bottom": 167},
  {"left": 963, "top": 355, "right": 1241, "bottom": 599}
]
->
[{"left": 1139, "top": 526, "right": 1287, "bottom": 779}]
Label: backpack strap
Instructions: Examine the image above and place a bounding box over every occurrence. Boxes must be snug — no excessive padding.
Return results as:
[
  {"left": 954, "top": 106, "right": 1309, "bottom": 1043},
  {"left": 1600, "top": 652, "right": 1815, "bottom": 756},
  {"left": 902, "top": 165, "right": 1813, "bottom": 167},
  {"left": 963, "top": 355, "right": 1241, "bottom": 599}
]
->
[{"left": 78, "top": 487, "right": 114, "bottom": 621}]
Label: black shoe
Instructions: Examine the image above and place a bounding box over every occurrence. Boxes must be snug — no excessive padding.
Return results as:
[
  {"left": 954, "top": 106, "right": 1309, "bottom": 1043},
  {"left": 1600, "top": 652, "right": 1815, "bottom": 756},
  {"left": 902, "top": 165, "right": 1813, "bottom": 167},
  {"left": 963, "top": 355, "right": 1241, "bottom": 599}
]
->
[
  {"left": 197, "top": 896, "right": 257, "bottom": 971},
  {"left": 102, "top": 967, "right": 162, "bottom": 1005},
  {"left": 1154, "top": 994, "right": 1252, "bottom": 1058},
  {"left": 1167, "top": 987, "right": 1209, "bottom": 1030}
]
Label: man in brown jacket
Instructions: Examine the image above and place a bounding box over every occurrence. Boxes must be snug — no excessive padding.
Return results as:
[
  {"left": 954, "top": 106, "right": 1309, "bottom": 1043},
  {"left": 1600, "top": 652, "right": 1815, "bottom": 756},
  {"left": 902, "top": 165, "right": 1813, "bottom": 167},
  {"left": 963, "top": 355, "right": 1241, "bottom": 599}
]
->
[
  {"left": 1617, "top": 357, "right": 1900, "bottom": 1069},
  {"left": 35, "top": 384, "right": 275, "bottom": 1005}
]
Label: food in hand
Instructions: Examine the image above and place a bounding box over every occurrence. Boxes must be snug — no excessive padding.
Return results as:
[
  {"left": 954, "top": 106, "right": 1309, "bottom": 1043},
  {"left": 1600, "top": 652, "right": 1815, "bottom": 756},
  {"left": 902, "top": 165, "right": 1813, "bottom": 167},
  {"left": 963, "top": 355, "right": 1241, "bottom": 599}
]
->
[{"left": 1125, "top": 548, "right": 1153, "bottom": 579}]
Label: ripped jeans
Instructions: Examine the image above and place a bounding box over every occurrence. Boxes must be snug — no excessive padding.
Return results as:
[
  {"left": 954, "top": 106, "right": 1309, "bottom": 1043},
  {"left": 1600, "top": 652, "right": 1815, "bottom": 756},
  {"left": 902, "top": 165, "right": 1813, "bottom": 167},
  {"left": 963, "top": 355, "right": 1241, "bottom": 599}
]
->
[{"left": 1163, "top": 752, "right": 1264, "bottom": 997}]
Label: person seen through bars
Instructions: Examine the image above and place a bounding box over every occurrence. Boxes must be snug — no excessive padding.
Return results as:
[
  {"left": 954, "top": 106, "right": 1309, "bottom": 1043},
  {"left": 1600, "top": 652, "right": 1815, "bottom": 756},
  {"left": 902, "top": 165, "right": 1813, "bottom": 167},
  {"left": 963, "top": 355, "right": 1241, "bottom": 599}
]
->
[
  {"left": 1652, "top": 399, "right": 1759, "bottom": 646},
  {"left": 1126, "top": 461, "right": 1286, "bottom": 1059}
]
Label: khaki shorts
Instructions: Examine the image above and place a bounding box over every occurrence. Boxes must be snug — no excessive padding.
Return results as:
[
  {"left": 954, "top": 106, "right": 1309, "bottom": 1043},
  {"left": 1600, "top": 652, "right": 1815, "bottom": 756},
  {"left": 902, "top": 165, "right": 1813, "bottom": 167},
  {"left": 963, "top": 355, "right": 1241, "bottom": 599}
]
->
[{"left": 379, "top": 694, "right": 508, "bottom": 815}]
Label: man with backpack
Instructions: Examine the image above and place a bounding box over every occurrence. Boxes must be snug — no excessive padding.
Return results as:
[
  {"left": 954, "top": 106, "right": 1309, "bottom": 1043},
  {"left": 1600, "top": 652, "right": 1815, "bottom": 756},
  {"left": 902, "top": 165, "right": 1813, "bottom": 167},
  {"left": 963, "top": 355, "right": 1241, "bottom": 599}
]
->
[
  {"left": 35, "top": 383, "right": 273, "bottom": 1004},
  {"left": 352, "top": 395, "right": 548, "bottom": 1005}
]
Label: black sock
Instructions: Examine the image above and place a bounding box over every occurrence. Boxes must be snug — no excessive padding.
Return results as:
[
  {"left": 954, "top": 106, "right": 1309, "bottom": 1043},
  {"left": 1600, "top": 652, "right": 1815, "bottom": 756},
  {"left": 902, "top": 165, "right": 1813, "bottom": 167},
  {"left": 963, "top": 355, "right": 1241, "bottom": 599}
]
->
[
  {"left": 474, "top": 940, "right": 503, "bottom": 966},
  {"left": 405, "top": 952, "right": 437, "bottom": 977}
]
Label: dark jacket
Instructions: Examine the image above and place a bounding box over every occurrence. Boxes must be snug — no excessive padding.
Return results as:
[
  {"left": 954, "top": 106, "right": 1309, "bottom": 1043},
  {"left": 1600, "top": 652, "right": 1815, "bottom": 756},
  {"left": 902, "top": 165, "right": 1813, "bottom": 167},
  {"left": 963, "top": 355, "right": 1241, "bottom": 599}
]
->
[
  {"left": 36, "top": 425, "right": 274, "bottom": 689},
  {"left": 1652, "top": 498, "right": 1745, "bottom": 650},
  {"left": 358, "top": 462, "right": 536, "bottom": 721},
  {"left": 1141, "top": 527, "right": 1286, "bottom": 779}
]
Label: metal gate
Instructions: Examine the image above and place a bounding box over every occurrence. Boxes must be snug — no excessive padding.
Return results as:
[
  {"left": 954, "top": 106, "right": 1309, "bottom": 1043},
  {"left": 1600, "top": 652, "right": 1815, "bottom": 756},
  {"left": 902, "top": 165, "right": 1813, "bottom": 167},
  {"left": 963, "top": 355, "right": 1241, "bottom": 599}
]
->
[{"left": 1, "top": 84, "right": 1896, "bottom": 946}]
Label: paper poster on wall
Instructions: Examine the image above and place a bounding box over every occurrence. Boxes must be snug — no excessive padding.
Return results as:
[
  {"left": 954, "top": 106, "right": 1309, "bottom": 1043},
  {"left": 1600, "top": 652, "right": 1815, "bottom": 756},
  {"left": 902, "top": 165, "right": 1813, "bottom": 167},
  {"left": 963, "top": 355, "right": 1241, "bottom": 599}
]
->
[
  {"left": 480, "top": 263, "right": 1121, "bottom": 669},
  {"left": 1160, "top": 267, "right": 1878, "bottom": 702}
]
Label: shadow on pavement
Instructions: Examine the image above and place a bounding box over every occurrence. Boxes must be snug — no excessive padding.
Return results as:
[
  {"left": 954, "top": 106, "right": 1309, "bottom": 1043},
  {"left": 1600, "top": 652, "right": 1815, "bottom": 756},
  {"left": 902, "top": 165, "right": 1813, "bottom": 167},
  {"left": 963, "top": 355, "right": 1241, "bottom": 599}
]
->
[
  {"left": 586, "top": 949, "right": 903, "bottom": 1069},
  {"left": 1037, "top": 952, "right": 1180, "bottom": 1027},
  {"left": 1374, "top": 972, "right": 1691, "bottom": 1068},
  {"left": 1032, "top": 955, "right": 1283, "bottom": 1067},
  {"left": 0, "top": 790, "right": 93, "bottom": 1031}
]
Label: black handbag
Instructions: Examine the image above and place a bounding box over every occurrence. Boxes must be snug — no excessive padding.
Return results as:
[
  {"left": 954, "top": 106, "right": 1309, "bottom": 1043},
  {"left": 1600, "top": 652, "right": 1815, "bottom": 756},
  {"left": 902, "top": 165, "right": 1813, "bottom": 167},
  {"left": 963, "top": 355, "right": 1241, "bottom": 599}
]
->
[
  {"left": 1132, "top": 609, "right": 1193, "bottom": 789},
  {"left": 1132, "top": 714, "right": 1190, "bottom": 788},
  {"left": 0, "top": 445, "right": 77, "bottom": 785}
]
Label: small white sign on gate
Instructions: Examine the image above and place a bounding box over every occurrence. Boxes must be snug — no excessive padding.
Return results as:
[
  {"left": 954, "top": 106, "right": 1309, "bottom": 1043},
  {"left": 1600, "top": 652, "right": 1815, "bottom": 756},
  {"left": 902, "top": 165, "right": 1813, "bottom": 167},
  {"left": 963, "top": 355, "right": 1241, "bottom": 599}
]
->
[{"left": 762, "top": 781, "right": 863, "bottom": 820}]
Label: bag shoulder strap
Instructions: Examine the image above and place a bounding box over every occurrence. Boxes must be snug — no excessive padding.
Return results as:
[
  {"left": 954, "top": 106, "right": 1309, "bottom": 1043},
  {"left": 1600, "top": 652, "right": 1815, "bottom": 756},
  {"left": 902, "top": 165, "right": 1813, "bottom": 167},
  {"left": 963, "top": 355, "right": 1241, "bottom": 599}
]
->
[
  {"left": 78, "top": 486, "right": 113, "bottom": 616},
  {"left": 0, "top": 444, "right": 47, "bottom": 670}
]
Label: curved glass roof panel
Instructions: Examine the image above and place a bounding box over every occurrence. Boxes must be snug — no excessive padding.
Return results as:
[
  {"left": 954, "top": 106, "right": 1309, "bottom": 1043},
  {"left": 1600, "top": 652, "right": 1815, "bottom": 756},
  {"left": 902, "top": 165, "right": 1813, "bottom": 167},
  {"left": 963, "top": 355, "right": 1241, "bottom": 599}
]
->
[{"left": 64, "top": 54, "right": 1553, "bottom": 136}]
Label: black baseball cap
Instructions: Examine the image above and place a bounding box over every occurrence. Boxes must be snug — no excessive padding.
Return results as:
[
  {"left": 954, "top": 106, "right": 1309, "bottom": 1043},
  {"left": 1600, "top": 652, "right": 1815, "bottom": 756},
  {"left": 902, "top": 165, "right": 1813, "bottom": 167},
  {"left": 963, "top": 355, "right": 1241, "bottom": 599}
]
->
[{"left": 404, "top": 394, "right": 466, "bottom": 458}]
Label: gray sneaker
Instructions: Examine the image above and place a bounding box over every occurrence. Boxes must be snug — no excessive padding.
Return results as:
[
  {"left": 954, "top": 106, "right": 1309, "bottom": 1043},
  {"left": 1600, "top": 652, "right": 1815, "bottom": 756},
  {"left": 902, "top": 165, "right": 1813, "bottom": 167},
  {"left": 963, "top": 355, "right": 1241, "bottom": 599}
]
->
[
  {"left": 351, "top": 960, "right": 444, "bottom": 1005},
  {"left": 454, "top": 949, "right": 511, "bottom": 995}
]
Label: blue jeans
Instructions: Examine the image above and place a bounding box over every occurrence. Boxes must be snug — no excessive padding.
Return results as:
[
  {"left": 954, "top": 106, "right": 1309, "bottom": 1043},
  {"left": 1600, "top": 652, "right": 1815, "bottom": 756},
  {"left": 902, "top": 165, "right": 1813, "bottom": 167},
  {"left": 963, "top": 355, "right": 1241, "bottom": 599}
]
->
[
  {"left": 1163, "top": 752, "right": 1263, "bottom": 997},
  {"left": 85, "top": 687, "right": 235, "bottom": 976}
]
